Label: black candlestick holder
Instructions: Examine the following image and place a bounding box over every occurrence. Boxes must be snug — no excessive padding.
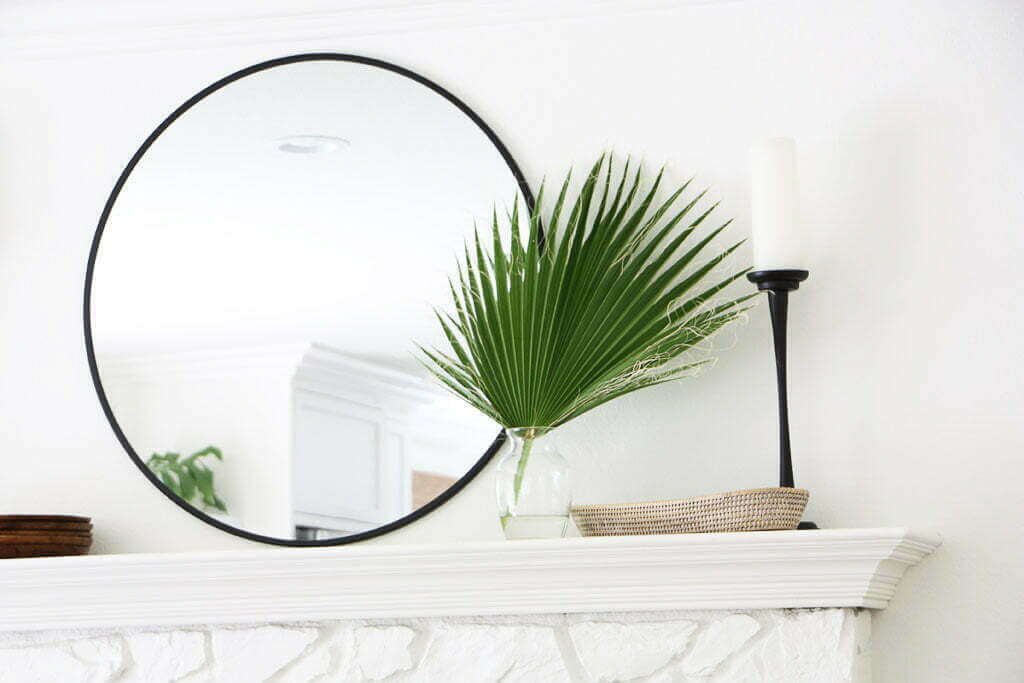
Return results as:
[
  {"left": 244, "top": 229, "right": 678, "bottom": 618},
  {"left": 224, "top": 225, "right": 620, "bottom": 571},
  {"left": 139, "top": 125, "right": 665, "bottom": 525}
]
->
[{"left": 747, "top": 269, "right": 817, "bottom": 530}]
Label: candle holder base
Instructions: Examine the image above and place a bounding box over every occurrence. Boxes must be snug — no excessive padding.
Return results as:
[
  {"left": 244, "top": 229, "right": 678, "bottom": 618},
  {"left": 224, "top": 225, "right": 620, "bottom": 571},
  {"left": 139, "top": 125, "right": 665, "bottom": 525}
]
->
[
  {"left": 747, "top": 269, "right": 810, "bottom": 491},
  {"left": 747, "top": 269, "right": 809, "bottom": 291}
]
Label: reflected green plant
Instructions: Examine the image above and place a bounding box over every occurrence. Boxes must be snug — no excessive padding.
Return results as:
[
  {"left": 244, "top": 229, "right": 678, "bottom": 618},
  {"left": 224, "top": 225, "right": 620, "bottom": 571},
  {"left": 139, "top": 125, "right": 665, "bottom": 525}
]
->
[{"left": 146, "top": 446, "right": 228, "bottom": 513}]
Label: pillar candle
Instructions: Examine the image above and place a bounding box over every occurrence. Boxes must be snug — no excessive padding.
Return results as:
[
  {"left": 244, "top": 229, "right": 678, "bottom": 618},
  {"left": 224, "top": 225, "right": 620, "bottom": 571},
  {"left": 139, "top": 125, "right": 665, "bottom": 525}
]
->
[{"left": 749, "top": 137, "right": 802, "bottom": 270}]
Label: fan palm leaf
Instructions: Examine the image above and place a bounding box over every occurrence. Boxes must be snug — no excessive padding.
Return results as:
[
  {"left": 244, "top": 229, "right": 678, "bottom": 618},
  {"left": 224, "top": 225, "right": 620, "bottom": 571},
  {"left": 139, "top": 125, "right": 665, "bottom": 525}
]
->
[{"left": 418, "top": 154, "right": 753, "bottom": 431}]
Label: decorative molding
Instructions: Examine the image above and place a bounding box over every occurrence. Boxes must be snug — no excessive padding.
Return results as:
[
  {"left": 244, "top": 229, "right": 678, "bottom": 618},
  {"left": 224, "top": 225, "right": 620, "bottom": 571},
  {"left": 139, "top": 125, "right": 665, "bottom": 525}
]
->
[
  {"left": 99, "top": 342, "right": 440, "bottom": 405},
  {"left": 0, "top": 0, "right": 729, "bottom": 61},
  {"left": 0, "top": 528, "right": 939, "bottom": 632},
  {"left": 97, "top": 343, "right": 310, "bottom": 382},
  {"left": 296, "top": 343, "right": 443, "bottom": 408}
]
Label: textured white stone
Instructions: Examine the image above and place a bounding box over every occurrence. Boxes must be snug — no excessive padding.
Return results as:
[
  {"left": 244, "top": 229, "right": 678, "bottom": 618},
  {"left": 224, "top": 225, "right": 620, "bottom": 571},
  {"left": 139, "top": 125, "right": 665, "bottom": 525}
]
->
[
  {"left": 353, "top": 626, "right": 416, "bottom": 680},
  {"left": 500, "top": 626, "right": 571, "bottom": 683},
  {"left": 277, "top": 645, "right": 332, "bottom": 683},
  {"left": 0, "top": 629, "right": 107, "bottom": 648},
  {"left": 121, "top": 631, "right": 205, "bottom": 682},
  {"left": 681, "top": 614, "right": 761, "bottom": 676},
  {"left": 280, "top": 626, "right": 356, "bottom": 683},
  {"left": 70, "top": 638, "right": 124, "bottom": 670},
  {"left": 846, "top": 609, "right": 872, "bottom": 683},
  {"left": 210, "top": 626, "right": 317, "bottom": 683},
  {"left": 0, "top": 609, "right": 869, "bottom": 682},
  {"left": 569, "top": 620, "right": 697, "bottom": 682},
  {"left": 728, "top": 609, "right": 856, "bottom": 682},
  {"left": 416, "top": 624, "right": 568, "bottom": 682},
  {"left": 0, "top": 637, "right": 123, "bottom": 683}
]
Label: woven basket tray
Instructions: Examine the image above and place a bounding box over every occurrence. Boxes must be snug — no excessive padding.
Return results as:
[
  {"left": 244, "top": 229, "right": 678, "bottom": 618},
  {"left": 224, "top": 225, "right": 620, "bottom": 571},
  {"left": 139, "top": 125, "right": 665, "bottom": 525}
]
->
[{"left": 571, "top": 487, "right": 809, "bottom": 536}]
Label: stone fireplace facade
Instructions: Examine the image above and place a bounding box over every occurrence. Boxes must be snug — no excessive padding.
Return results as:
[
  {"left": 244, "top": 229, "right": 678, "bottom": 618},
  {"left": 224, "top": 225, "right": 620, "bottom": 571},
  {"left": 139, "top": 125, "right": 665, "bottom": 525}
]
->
[{"left": 0, "top": 608, "right": 868, "bottom": 682}]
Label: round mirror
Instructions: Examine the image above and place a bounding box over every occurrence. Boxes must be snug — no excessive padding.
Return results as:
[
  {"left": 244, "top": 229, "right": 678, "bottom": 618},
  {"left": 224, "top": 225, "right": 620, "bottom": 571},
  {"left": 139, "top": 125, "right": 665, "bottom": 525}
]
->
[{"left": 85, "top": 54, "right": 533, "bottom": 545}]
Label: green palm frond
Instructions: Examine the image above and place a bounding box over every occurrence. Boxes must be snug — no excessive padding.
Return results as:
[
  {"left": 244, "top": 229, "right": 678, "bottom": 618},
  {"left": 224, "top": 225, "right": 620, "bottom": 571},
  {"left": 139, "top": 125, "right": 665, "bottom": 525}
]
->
[{"left": 418, "top": 154, "right": 753, "bottom": 430}]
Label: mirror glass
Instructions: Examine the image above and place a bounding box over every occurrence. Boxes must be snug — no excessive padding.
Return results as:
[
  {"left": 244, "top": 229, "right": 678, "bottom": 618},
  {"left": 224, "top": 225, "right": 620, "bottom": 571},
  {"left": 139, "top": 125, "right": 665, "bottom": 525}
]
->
[{"left": 88, "top": 57, "right": 529, "bottom": 543}]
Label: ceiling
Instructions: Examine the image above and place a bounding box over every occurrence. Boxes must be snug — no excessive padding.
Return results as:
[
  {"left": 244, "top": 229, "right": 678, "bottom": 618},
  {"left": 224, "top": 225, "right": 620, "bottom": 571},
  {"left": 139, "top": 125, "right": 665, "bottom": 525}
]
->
[{"left": 91, "top": 59, "right": 525, "bottom": 373}]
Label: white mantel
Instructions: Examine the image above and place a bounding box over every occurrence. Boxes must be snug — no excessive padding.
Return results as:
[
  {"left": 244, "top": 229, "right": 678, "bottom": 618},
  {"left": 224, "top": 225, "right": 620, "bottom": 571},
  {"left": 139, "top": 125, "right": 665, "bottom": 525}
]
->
[{"left": 0, "top": 528, "right": 938, "bottom": 632}]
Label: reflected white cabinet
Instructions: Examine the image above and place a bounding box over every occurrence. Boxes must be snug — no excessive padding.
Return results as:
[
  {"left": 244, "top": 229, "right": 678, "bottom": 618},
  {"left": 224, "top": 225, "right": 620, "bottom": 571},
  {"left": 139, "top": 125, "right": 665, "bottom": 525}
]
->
[
  {"left": 290, "top": 345, "right": 496, "bottom": 536},
  {"left": 99, "top": 343, "right": 492, "bottom": 539},
  {"left": 292, "top": 393, "right": 397, "bottom": 533},
  {"left": 290, "top": 347, "right": 427, "bottom": 535}
]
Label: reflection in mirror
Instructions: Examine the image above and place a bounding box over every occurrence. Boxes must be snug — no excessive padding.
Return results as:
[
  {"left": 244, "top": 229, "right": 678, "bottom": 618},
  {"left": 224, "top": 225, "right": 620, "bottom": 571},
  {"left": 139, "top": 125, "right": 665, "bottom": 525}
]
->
[{"left": 89, "top": 57, "right": 529, "bottom": 543}]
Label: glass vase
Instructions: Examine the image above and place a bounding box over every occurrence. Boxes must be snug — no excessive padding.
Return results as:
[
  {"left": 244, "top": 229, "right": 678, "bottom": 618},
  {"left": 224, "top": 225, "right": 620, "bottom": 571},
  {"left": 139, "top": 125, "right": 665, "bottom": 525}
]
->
[{"left": 496, "top": 427, "right": 571, "bottom": 540}]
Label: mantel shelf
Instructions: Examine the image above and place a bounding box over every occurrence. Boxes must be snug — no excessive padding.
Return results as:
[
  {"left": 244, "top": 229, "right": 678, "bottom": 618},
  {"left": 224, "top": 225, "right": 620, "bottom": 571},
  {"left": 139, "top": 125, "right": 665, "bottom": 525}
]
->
[{"left": 0, "top": 528, "right": 939, "bottom": 632}]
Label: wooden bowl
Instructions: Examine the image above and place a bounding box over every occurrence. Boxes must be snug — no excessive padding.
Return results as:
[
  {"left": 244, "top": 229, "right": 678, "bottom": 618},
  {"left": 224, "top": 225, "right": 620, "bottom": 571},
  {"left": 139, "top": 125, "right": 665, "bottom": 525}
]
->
[
  {"left": 0, "top": 515, "right": 92, "bottom": 558},
  {"left": 0, "top": 515, "right": 91, "bottom": 532}
]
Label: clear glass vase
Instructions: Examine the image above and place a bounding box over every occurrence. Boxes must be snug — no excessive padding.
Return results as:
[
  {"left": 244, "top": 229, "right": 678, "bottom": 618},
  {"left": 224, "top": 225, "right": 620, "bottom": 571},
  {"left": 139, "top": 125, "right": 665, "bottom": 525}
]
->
[{"left": 496, "top": 427, "right": 571, "bottom": 540}]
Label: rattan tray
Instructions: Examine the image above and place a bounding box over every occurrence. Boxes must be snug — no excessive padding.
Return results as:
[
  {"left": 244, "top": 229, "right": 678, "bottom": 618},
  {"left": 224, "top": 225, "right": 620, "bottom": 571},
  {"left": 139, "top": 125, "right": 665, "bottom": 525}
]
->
[{"left": 571, "top": 487, "right": 809, "bottom": 536}]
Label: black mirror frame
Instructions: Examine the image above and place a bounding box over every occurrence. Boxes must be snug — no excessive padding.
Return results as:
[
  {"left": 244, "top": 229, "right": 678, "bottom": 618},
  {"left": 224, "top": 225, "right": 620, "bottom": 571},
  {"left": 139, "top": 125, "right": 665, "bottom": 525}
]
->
[{"left": 83, "top": 53, "right": 536, "bottom": 547}]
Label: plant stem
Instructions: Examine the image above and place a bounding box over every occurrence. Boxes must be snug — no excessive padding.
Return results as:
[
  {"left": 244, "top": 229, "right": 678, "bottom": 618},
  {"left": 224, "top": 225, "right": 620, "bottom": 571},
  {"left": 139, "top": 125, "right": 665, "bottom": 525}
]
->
[{"left": 512, "top": 433, "right": 535, "bottom": 504}]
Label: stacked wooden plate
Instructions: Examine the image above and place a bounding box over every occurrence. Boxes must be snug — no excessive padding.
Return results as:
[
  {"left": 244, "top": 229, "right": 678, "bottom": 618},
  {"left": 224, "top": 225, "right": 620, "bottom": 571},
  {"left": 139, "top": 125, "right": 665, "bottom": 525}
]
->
[{"left": 0, "top": 515, "right": 93, "bottom": 559}]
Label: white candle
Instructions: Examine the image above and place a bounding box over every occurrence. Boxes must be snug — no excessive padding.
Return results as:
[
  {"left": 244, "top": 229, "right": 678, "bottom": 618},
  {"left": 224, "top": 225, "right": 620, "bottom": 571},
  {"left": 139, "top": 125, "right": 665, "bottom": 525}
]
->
[{"left": 749, "top": 137, "right": 802, "bottom": 270}]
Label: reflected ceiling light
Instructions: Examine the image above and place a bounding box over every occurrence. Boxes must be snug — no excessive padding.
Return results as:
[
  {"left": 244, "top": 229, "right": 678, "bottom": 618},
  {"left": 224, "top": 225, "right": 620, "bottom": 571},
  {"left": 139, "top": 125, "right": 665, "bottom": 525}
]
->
[{"left": 276, "top": 135, "right": 349, "bottom": 154}]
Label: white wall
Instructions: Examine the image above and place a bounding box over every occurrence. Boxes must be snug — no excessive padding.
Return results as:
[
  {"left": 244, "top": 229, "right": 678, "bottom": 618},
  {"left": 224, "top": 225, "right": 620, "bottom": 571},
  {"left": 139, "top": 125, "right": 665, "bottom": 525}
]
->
[
  {"left": 101, "top": 354, "right": 295, "bottom": 538},
  {"left": 1, "top": 1, "right": 1021, "bottom": 681}
]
